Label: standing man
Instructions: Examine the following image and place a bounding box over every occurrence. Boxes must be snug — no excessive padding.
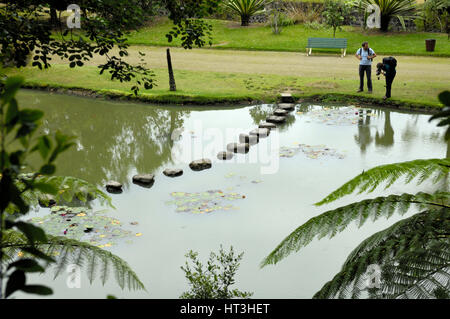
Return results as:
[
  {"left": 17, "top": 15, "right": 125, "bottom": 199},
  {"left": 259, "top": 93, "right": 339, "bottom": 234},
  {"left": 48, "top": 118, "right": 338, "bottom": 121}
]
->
[{"left": 356, "top": 41, "right": 377, "bottom": 93}]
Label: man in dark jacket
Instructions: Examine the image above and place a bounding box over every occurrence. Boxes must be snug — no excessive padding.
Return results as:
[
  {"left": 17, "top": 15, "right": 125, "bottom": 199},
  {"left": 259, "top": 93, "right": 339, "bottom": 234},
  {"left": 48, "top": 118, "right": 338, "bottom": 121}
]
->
[{"left": 376, "top": 57, "right": 397, "bottom": 100}]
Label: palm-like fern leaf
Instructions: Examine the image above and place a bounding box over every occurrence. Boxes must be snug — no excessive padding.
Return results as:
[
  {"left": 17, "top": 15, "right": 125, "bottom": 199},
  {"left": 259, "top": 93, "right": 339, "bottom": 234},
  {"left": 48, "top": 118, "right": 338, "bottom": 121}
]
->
[
  {"left": 1, "top": 231, "right": 145, "bottom": 291},
  {"left": 313, "top": 209, "right": 450, "bottom": 299},
  {"left": 261, "top": 192, "right": 450, "bottom": 267},
  {"left": 316, "top": 159, "right": 450, "bottom": 206}
]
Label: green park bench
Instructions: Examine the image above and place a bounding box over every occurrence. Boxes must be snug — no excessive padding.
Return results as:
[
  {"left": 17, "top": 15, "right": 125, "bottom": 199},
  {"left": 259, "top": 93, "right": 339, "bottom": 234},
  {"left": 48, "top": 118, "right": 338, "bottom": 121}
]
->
[{"left": 306, "top": 38, "right": 347, "bottom": 57}]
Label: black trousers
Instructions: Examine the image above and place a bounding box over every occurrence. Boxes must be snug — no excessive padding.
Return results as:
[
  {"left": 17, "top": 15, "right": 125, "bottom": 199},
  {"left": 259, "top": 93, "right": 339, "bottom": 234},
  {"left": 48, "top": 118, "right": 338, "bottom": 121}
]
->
[
  {"left": 359, "top": 65, "right": 372, "bottom": 91},
  {"left": 385, "top": 72, "right": 396, "bottom": 98}
]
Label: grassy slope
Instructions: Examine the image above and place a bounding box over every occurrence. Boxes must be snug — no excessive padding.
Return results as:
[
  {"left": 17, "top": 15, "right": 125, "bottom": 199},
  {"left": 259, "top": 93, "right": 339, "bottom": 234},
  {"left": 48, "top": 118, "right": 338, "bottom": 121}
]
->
[{"left": 127, "top": 19, "right": 450, "bottom": 57}]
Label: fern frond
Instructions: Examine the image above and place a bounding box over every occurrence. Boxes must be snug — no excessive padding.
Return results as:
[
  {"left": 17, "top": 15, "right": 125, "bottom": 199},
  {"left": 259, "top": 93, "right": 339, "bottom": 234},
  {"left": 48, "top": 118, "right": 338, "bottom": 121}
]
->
[
  {"left": 1, "top": 231, "right": 145, "bottom": 291},
  {"left": 316, "top": 159, "right": 450, "bottom": 206},
  {"left": 261, "top": 192, "right": 450, "bottom": 267},
  {"left": 313, "top": 209, "right": 450, "bottom": 299}
]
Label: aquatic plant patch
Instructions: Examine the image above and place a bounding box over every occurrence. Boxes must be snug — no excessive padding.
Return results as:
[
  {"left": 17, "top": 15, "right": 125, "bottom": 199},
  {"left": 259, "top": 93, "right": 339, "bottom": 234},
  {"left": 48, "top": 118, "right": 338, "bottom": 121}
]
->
[
  {"left": 297, "top": 106, "right": 374, "bottom": 126},
  {"left": 166, "top": 190, "right": 246, "bottom": 214},
  {"left": 280, "top": 144, "right": 346, "bottom": 159},
  {"left": 29, "top": 206, "right": 138, "bottom": 248}
]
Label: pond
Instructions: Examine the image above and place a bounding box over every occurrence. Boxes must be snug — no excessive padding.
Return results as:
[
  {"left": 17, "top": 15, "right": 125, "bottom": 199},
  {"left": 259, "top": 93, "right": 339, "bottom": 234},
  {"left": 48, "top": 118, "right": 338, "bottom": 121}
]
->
[{"left": 15, "top": 89, "right": 448, "bottom": 299}]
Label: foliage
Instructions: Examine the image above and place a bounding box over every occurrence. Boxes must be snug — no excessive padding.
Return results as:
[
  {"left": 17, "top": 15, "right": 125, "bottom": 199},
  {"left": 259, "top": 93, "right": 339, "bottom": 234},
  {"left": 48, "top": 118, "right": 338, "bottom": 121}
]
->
[
  {"left": 225, "top": 0, "right": 270, "bottom": 26},
  {"left": 429, "top": 91, "right": 450, "bottom": 140},
  {"left": 0, "top": 0, "right": 220, "bottom": 95},
  {"left": 314, "top": 209, "right": 450, "bottom": 299},
  {"left": 0, "top": 77, "right": 144, "bottom": 298},
  {"left": 315, "top": 158, "right": 450, "bottom": 206},
  {"left": 361, "top": 0, "right": 418, "bottom": 32},
  {"left": 417, "top": 0, "right": 450, "bottom": 33},
  {"left": 11, "top": 175, "right": 114, "bottom": 214},
  {"left": 1, "top": 230, "right": 145, "bottom": 291},
  {"left": 286, "top": 2, "right": 324, "bottom": 24},
  {"left": 180, "top": 246, "right": 253, "bottom": 299},
  {"left": 268, "top": 4, "right": 293, "bottom": 34},
  {"left": 0, "top": 76, "right": 74, "bottom": 298},
  {"left": 322, "top": 0, "right": 353, "bottom": 37},
  {"left": 261, "top": 191, "right": 450, "bottom": 267},
  {"left": 262, "top": 90, "right": 450, "bottom": 298}
]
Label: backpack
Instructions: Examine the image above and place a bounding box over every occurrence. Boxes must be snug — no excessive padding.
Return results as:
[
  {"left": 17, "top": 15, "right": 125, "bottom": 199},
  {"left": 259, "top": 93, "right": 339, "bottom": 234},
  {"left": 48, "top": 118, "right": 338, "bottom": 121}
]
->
[
  {"left": 383, "top": 56, "right": 397, "bottom": 68},
  {"left": 358, "top": 48, "right": 375, "bottom": 61}
]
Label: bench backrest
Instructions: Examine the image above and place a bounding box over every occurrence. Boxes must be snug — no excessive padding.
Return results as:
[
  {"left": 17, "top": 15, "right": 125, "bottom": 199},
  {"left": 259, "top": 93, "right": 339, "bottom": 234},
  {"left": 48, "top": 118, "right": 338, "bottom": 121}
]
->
[{"left": 307, "top": 38, "right": 347, "bottom": 48}]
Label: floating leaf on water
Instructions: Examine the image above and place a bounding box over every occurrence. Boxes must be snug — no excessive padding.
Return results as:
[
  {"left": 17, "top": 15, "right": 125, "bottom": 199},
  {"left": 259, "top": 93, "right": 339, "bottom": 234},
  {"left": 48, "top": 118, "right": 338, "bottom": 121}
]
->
[{"left": 166, "top": 190, "right": 246, "bottom": 214}]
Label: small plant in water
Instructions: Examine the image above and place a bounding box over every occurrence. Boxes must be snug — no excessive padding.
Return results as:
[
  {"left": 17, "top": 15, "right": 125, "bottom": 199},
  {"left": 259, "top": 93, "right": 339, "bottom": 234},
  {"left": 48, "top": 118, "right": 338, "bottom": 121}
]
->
[{"left": 180, "top": 245, "right": 253, "bottom": 299}]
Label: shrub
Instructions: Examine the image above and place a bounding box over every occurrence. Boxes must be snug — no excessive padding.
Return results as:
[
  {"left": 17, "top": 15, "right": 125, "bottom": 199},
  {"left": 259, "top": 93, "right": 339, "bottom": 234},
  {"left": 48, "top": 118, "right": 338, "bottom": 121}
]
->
[
  {"left": 225, "top": 0, "right": 269, "bottom": 26},
  {"left": 286, "top": 2, "right": 324, "bottom": 24}
]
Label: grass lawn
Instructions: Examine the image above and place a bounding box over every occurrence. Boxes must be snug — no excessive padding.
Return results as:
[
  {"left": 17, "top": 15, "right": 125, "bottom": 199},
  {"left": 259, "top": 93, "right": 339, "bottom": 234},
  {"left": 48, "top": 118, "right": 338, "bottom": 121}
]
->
[
  {"left": 6, "top": 46, "right": 449, "bottom": 107},
  {"left": 126, "top": 18, "right": 450, "bottom": 57}
]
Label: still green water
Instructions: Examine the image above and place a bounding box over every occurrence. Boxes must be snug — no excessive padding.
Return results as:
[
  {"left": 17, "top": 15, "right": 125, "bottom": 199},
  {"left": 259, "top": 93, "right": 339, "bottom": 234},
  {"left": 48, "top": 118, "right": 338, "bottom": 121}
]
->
[{"left": 14, "top": 89, "right": 448, "bottom": 298}]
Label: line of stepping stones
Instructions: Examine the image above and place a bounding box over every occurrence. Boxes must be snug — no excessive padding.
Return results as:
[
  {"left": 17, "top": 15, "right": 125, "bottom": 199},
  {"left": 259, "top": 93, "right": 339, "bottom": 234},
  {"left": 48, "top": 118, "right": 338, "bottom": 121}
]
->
[{"left": 105, "top": 93, "right": 296, "bottom": 194}]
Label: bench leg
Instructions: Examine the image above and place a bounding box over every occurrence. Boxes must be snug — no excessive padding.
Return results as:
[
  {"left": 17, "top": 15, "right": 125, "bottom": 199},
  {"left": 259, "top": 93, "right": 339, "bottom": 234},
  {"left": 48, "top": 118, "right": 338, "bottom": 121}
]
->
[
  {"left": 309, "top": 48, "right": 312, "bottom": 56},
  {"left": 343, "top": 49, "right": 347, "bottom": 58},
  {"left": 306, "top": 48, "right": 309, "bottom": 56}
]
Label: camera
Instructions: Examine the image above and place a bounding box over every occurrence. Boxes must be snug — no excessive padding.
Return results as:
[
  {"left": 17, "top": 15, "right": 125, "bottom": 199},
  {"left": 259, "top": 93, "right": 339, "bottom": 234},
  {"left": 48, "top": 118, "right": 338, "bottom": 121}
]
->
[{"left": 376, "top": 63, "right": 383, "bottom": 79}]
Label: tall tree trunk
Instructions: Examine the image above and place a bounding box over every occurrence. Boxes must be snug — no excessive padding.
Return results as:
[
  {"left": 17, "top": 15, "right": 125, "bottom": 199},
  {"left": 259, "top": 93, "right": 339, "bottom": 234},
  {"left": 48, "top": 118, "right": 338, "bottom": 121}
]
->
[
  {"left": 167, "top": 48, "right": 176, "bottom": 92},
  {"left": 380, "top": 15, "right": 391, "bottom": 32},
  {"left": 241, "top": 15, "right": 250, "bottom": 26},
  {"left": 50, "top": 7, "right": 58, "bottom": 27}
]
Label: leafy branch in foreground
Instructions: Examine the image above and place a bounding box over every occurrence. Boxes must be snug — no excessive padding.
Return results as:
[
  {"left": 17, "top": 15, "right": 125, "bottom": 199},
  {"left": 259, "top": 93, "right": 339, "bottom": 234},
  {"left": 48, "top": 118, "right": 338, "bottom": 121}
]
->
[
  {"left": 180, "top": 246, "right": 253, "bottom": 299},
  {"left": 15, "top": 175, "right": 114, "bottom": 213},
  {"left": 313, "top": 209, "right": 450, "bottom": 299},
  {"left": 261, "top": 191, "right": 449, "bottom": 267},
  {"left": 1, "top": 230, "right": 145, "bottom": 291},
  {"left": 315, "top": 159, "right": 450, "bottom": 206}
]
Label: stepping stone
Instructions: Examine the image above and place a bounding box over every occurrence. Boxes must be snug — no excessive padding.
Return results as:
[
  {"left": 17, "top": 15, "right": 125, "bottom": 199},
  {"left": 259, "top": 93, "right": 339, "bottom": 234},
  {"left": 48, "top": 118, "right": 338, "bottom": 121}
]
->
[
  {"left": 281, "top": 93, "right": 294, "bottom": 103},
  {"left": 132, "top": 174, "right": 155, "bottom": 188},
  {"left": 38, "top": 194, "right": 56, "bottom": 208},
  {"left": 227, "top": 142, "right": 250, "bottom": 154},
  {"left": 249, "top": 128, "right": 270, "bottom": 138},
  {"left": 106, "top": 181, "right": 123, "bottom": 194},
  {"left": 278, "top": 103, "right": 295, "bottom": 111},
  {"left": 259, "top": 122, "right": 277, "bottom": 130},
  {"left": 217, "top": 151, "right": 234, "bottom": 160},
  {"left": 239, "top": 133, "right": 259, "bottom": 145},
  {"left": 266, "top": 115, "right": 286, "bottom": 124},
  {"left": 273, "top": 109, "right": 289, "bottom": 117},
  {"left": 163, "top": 168, "right": 183, "bottom": 177},
  {"left": 189, "top": 159, "right": 212, "bottom": 171}
]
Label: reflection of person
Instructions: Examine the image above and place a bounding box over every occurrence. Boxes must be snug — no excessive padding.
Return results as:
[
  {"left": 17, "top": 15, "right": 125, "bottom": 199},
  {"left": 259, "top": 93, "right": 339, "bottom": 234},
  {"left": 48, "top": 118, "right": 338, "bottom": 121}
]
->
[
  {"left": 355, "top": 42, "right": 377, "bottom": 93},
  {"left": 376, "top": 57, "right": 397, "bottom": 100}
]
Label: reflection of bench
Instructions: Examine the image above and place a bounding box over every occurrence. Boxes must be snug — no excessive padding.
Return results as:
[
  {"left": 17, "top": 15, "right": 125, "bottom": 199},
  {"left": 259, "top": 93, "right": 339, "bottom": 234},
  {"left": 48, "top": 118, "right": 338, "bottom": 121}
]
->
[{"left": 306, "top": 38, "right": 347, "bottom": 57}]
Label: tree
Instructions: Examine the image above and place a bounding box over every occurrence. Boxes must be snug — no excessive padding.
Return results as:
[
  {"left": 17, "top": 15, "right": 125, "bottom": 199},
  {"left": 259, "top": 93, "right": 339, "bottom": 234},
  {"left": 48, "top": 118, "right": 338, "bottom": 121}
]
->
[
  {"left": 225, "top": 0, "right": 269, "bottom": 27},
  {"left": 322, "top": 0, "right": 352, "bottom": 38},
  {"left": 0, "top": 0, "right": 220, "bottom": 95},
  {"left": 261, "top": 91, "right": 450, "bottom": 299},
  {"left": 0, "top": 77, "right": 145, "bottom": 298},
  {"left": 361, "top": 0, "right": 417, "bottom": 32},
  {"left": 180, "top": 246, "right": 253, "bottom": 299}
]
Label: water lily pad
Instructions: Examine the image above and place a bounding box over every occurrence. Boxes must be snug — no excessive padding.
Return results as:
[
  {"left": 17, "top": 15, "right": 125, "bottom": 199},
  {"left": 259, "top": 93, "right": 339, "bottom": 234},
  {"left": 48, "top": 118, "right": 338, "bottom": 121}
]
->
[
  {"left": 30, "top": 206, "right": 136, "bottom": 248},
  {"left": 166, "top": 190, "right": 246, "bottom": 214},
  {"left": 297, "top": 106, "right": 371, "bottom": 126},
  {"left": 280, "top": 144, "right": 346, "bottom": 160}
]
